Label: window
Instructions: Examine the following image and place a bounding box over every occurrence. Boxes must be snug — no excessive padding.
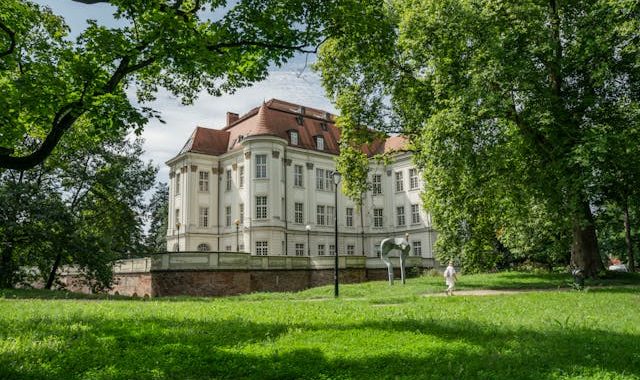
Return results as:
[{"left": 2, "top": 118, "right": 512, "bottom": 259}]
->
[
  {"left": 239, "top": 166, "right": 245, "bottom": 188},
  {"left": 329, "top": 244, "right": 336, "bottom": 256},
  {"left": 373, "top": 208, "right": 383, "bottom": 228},
  {"left": 175, "top": 173, "right": 181, "bottom": 195},
  {"left": 372, "top": 174, "right": 382, "bottom": 195},
  {"left": 199, "top": 171, "right": 209, "bottom": 192},
  {"left": 290, "top": 130, "right": 299, "bottom": 145},
  {"left": 315, "top": 168, "right": 325, "bottom": 190},
  {"left": 316, "top": 205, "right": 325, "bottom": 225},
  {"left": 412, "top": 241, "right": 422, "bottom": 256},
  {"left": 255, "top": 154, "right": 267, "bottom": 178},
  {"left": 395, "top": 171, "right": 404, "bottom": 192},
  {"left": 316, "top": 136, "right": 324, "bottom": 150},
  {"left": 325, "top": 170, "right": 334, "bottom": 192},
  {"left": 225, "top": 206, "right": 231, "bottom": 226},
  {"left": 318, "top": 244, "right": 325, "bottom": 256},
  {"left": 295, "top": 243, "right": 305, "bottom": 256},
  {"left": 256, "top": 241, "right": 269, "bottom": 255},
  {"left": 411, "top": 204, "right": 420, "bottom": 224},
  {"left": 239, "top": 203, "right": 244, "bottom": 222},
  {"left": 294, "top": 202, "right": 304, "bottom": 224},
  {"left": 225, "top": 245, "right": 232, "bottom": 252},
  {"left": 175, "top": 209, "right": 180, "bottom": 225},
  {"left": 409, "top": 168, "right": 419, "bottom": 190},
  {"left": 256, "top": 196, "right": 268, "bottom": 219},
  {"left": 226, "top": 169, "right": 232, "bottom": 191},
  {"left": 374, "top": 242, "right": 382, "bottom": 257},
  {"left": 199, "top": 207, "right": 209, "bottom": 228},
  {"left": 396, "top": 206, "right": 405, "bottom": 226},
  {"left": 197, "top": 243, "right": 210, "bottom": 252},
  {"left": 347, "top": 245, "right": 355, "bottom": 255},
  {"left": 239, "top": 244, "right": 245, "bottom": 251},
  {"left": 294, "top": 165, "right": 304, "bottom": 187},
  {"left": 346, "top": 207, "right": 353, "bottom": 227},
  {"left": 327, "top": 206, "right": 335, "bottom": 226}
]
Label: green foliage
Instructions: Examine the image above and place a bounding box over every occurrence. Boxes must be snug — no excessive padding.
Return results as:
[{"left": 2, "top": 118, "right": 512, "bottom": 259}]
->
[
  {"left": 145, "top": 182, "right": 169, "bottom": 253},
  {"left": 317, "top": 0, "right": 640, "bottom": 275},
  {"left": 1, "top": 273, "right": 640, "bottom": 379},
  {"left": 0, "top": 0, "right": 342, "bottom": 169}
]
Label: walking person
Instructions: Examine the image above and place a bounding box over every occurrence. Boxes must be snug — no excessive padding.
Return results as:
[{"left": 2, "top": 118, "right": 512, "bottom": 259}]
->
[{"left": 444, "top": 261, "right": 457, "bottom": 296}]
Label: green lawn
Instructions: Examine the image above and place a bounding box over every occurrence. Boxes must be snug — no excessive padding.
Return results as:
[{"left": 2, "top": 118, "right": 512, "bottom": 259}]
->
[{"left": 1, "top": 272, "right": 639, "bottom": 379}]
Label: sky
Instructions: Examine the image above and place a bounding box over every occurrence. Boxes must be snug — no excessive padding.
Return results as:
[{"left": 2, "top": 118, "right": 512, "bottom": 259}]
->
[{"left": 33, "top": 1, "right": 337, "bottom": 183}]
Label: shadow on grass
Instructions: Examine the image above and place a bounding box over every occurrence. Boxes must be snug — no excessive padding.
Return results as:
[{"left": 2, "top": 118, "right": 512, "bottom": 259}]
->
[{"left": 1, "top": 311, "right": 639, "bottom": 379}]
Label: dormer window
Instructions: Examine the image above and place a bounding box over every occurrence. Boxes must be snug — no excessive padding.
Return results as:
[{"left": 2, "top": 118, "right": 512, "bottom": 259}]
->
[
  {"left": 315, "top": 136, "right": 324, "bottom": 151},
  {"left": 290, "top": 130, "right": 299, "bottom": 145},
  {"left": 320, "top": 122, "right": 328, "bottom": 131},
  {"left": 296, "top": 114, "right": 304, "bottom": 125}
]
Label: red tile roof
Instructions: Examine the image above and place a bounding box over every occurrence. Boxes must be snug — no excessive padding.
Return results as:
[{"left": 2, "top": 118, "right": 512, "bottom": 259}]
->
[{"left": 179, "top": 99, "right": 408, "bottom": 157}]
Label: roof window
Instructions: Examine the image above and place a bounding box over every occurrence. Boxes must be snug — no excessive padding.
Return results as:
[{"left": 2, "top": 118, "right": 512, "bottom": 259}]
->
[
  {"left": 316, "top": 136, "right": 324, "bottom": 151},
  {"left": 290, "top": 130, "right": 299, "bottom": 145}
]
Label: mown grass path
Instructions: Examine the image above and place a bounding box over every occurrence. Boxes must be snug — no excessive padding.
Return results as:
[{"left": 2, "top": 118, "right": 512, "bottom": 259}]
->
[{"left": 1, "top": 272, "right": 639, "bottom": 379}]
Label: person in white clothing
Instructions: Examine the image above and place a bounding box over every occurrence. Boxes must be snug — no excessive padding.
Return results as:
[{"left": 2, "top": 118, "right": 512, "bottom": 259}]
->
[{"left": 444, "top": 261, "right": 457, "bottom": 296}]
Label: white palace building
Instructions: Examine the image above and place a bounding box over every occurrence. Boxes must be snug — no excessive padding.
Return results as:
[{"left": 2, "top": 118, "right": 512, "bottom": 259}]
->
[{"left": 166, "top": 99, "right": 437, "bottom": 266}]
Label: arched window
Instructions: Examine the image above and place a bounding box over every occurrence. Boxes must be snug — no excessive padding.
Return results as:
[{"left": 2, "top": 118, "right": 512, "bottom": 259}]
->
[{"left": 197, "top": 243, "right": 211, "bottom": 252}]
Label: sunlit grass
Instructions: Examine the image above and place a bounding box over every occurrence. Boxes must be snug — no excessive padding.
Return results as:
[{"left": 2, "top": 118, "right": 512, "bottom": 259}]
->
[{"left": 1, "top": 272, "right": 639, "bottom": 379}]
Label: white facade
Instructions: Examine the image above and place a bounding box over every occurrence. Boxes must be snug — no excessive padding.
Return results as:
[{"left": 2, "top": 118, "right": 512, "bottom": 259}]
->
[{"left": 166, "top": 107, "right": 436, "bottom": 261}]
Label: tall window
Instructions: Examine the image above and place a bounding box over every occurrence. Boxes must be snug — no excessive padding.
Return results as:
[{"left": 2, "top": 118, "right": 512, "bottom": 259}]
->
[
  {"left": 346, "top": 207, "right": 354, "bottom": 227},
  {"left": 295, "top": 243, "right": 304, "bottom": 256},
  {"left": 175, "top": 208, "right": 180, "bottom": 225},
  {"left": 316, "top": 136, "right": 324, "bottom": 150},
  {"left": 239, "top": 166, "right": 245, "bottom": 187},
  {"left": 175, "top": 173, "right": 181, "bottom": 195},
  {"left": 199, "top": 171, "right": 209, "bottom": 192},
  {"left": 409, "top": 168, "right": 419, "bottom": 190},
  {"left": 374, "top": 242, "right": 382, "bottom": 257},
  {"left": 412, "top": 241, "right": 422, "bottom": 256},
  {"left": 294, "top": 165, "right": 304, "bottom": 187},
  {"left": 396, "top": 206, "right": 405, "bottom": 226},
  {"left": 290, "top": 130, "right": 299, "bottom": 145},
  {"left": 373, "top": 208, "right": 383, "bottom": 228},
  {"left": 256, "top": 196, "right": 267, "bottom": 219},
  {"left": 372, "top": 174, "right": 382, "bottom": 195},
  {"left": 255, "top": 154, "right": 267, "bottom": 178},
  {"left": 294, "top": 202, "right": 304, "bottom": 224},
  {"left": 225, "top": 206, "right": 231, "bottom": 226},
  {"left": 256, "top": 241, "right": 268, "bottom": 255},
  {"left": 327, "top": 206, "right": 335, "bottom": 226},
  {"left": 199, "top": 207, "right": 209, "bottom": 228},
  {"left": 318, "top": 244, "right": 325, "bottom": 256},
  {"left": 197, "top": 243, "right": 210, "bottom": 252},
  {"left": 225, "top": 169, "right": 232, "bottom": 191},
  {"left": 316, "top": 205, "right": 325, "bottom": 225},
  {"left": 329, "top": 244, "right": 336, "bottom": 256},
  {"left": 347, "top": 245, "right": 355, "bottom": 255},
  {"left": 315, "top": 168, "right": 325, "bottom": 190},
  {"left": 395, "top": 171, "right": 404, "bottom": 192},
  {"left": 239, "top": 203, "right": 244, "bottom": 222},
  {"left": 411, "top": 204, "right": 420, "bottom": 224},
  {"left": 325, "top": 170, "right": 334, "bottom": 191}
]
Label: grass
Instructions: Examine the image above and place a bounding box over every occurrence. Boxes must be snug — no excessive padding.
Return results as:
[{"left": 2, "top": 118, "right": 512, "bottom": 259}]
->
[{"left": 1, "top": 272, "right": 639, "bottom": 379}]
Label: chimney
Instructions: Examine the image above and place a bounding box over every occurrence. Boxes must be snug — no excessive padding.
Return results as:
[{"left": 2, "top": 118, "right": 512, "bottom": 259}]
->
[{"left": 226, "top": 112, "right": 239, "bottom": 126}]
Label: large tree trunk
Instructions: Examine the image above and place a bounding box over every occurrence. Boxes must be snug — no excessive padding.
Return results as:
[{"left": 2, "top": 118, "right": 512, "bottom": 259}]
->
[
  {"left": 0, "top": 244, "right": 15, "bottom": 288},
  {"left": 623, "top": 198, "right": 636, "bottom": 272},
  {"left": 570, "top": 202, "right": 604, "bottom": 277}
]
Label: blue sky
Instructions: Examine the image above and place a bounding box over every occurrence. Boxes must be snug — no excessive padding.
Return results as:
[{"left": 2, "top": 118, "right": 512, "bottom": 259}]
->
[{"left": 32, "top": 1, "right": 336, "bottom": 183}]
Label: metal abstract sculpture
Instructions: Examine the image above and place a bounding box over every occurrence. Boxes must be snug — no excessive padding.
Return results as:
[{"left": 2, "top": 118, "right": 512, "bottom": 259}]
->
[{"left": 380, "top": 233, "right": 411, "bottom": 285}]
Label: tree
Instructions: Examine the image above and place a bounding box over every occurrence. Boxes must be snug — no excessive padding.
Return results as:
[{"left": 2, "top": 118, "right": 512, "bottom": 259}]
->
[
  {"left": 145, "top": 182, "right": 169, "bottom": 253},
  {"left": 317, "top": 0, "right": 640, "bottom": 276},
  {"left": 0, "top": 0, "right": 341, "bottom": 170}
]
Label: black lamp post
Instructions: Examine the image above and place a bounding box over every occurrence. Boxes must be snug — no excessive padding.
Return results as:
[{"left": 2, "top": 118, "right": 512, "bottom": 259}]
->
[
  {"left": 305, "top": 224, "right": 311, "bottom": 256},
  {"left": 234, "top": 219, "right": 240, "bottom": 252},
  {"left": 332, "top": 171, "right": 341, "bottom": 297},
  {"left": 175, "top": 222, "right": 181, "bottom": 252}
]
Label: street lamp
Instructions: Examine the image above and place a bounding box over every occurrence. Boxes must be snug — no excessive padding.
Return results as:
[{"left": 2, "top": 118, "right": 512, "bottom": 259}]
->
[
  {"left": 175, "top": 222, "right": 181, "bottom": 252},
  {"left": 305, "top": 224, "right": 311, "bottom": 256},
  {"left": 332, "top": 170, "right": 341, "bottom": 298},
  {"left": 234, "top": 219, "right": 240, "bottom": 252}
]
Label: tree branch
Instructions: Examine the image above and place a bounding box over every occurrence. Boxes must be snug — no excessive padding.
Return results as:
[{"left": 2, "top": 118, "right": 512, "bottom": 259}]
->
[{"left": 207, "top": 38, "right": 325, "bottom": 55}]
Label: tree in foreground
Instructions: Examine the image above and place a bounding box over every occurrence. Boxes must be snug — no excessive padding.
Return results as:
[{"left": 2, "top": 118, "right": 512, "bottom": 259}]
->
[
  {"left": 0, "top": 0, "right": 340, "bottom": 170},
  {"left": 317, "top": 0, "right": 640, "bottom": 276}
]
